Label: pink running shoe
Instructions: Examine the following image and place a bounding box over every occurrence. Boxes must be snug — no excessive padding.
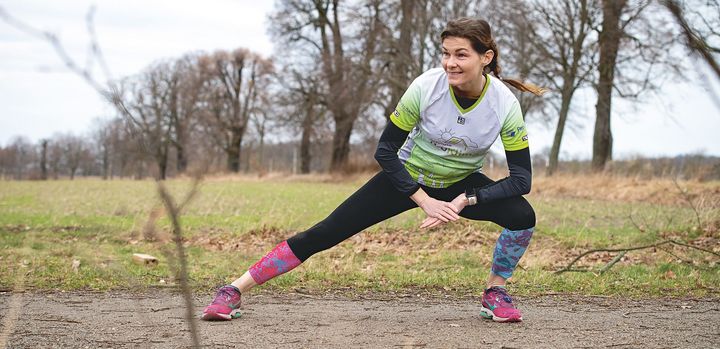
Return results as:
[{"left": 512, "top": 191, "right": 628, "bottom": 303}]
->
[
  {"left": 479, "top": 286, "right": 522, "bottom": 322},
  {"left": 201, "top": 285, "right": 242, "bottom": 321}
]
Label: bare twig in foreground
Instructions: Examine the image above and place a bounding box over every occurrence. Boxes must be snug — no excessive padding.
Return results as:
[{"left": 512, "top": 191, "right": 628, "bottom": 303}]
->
[
  {"left": 0, "top": 6, "right": 203, "bottom": 347},
  {"left": 157, "top": 178, "right": 201, "bottom": 348}
]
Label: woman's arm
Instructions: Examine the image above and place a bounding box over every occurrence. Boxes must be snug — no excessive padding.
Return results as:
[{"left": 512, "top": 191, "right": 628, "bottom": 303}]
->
[
  {"left": 467, "top": 148, "right": 532, "bottom": 203},
  {"left": 373, "top": 122, "right": 418, "bottom": 196}
]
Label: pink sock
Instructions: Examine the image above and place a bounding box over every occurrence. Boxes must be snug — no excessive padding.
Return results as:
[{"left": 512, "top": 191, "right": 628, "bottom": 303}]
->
[{"left": 249, "top": 241, "right": 302, "bottom": 285}]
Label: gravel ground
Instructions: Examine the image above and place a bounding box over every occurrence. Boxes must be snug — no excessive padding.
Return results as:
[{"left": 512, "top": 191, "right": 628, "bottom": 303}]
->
[{"left": 0, "top": 291, "right": 718, "bottom": 348}]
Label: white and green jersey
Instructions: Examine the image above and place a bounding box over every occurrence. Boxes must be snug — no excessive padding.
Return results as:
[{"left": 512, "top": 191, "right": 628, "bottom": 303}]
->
[{"left": 390, "top": 68, "right": 529, "bottom": 188}]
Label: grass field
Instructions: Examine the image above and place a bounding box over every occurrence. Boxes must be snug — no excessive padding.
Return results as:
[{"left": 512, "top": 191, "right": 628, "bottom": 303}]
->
[{"left": 1, "top": 173, "right": 718, "bottom": 298}]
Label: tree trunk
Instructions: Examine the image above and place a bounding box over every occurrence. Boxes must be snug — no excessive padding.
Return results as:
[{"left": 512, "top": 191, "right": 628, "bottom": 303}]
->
[
  {"left": 547, "top": 90, "right": 573, "bottom": 176},
  {"left": 330, "top": 115, "right": 354, "bottom": 172},
  {"left": 227, "top": 127, "right": 243, "bottom": 172},
  {"left": 383, "top": 0, "right": 415, "bottom": 119},
  {"left": 102, "top": 144, "right": 110, "bottom": 180},
  {"left": 158, "top": 145, "right": 169, "bottom": 180},
  {"left": 300, "top": 118, "right": 313, "bottom": 174},
  {"left": 592, "top": 0, "right": 625, "bottom": 171},
  {"left": 40, "top": 140, "right": 48, "bottom": 180},
  {"left": 176, "top": 142, "right": 187, "bottom": 173}
]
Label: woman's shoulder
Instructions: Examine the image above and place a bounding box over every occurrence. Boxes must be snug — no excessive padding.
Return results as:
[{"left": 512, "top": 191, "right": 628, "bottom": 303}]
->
[
  {"left": 409, "top": 68, "right": 449, "bottom": 98},
  {"left": 487, "top": 75, "right": 520, "bottom": 107},
  {"left": 488, "top": 75, "right": 517, "bottom": 99}
]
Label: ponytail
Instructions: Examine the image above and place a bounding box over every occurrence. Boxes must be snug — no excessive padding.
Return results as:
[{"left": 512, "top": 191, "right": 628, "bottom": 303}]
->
[{"left": 487, "top": 40, "right": 547, "bottom": 96}]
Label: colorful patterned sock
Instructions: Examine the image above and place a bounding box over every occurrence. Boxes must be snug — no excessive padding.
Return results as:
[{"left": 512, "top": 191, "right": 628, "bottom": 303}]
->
[
  {"left": 491, "top": 227, "right": 534, "bottom": 279},
  {"left": 249, "top": 240, "right": 302, "bottom": 285}
]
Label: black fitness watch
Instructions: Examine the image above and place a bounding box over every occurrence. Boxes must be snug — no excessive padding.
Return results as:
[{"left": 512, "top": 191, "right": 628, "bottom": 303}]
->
[{"left": 465, "top": 188, "right": 478, "bottom": 206}]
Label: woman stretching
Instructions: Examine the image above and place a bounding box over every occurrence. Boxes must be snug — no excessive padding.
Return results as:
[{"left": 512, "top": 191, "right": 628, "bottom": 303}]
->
[{"left": 202, "top": 17, "right": 544, "bottom": 323}]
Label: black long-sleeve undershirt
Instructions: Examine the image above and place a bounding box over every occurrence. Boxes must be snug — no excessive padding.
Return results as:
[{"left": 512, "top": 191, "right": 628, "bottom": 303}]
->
[
  {"left": 374, "top": 122, "right": 419, "bottom": 196},
  {"left": 373, "top": 121, "right": 532, "bottom": 202}
]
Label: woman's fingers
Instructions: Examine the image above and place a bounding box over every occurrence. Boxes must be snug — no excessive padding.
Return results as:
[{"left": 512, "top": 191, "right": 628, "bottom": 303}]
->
[
  {"left": 420, "top": 217, "right": 441, "bottom": 229},
  {"left": 420, "top": 197, "right": 460, "bottom": 222},
  {"left": 420, "top": 218, "right": 434, "bottom": 228},
  {"left": 440, "top": 203, "right": 460, "bottom": 221},
  {"left": 428, "top": 219, "right": 443, "bottom": 229}
]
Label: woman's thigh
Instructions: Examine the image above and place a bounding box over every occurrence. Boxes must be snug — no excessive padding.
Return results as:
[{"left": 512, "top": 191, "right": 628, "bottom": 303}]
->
[{"left": 287, "top": 171, "right": 418, "bottom": 260}]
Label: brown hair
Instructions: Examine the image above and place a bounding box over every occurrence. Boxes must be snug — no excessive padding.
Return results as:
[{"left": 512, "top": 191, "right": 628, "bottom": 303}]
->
[{"left": 441, "top": 18, "right": 546, "bottom": 96}]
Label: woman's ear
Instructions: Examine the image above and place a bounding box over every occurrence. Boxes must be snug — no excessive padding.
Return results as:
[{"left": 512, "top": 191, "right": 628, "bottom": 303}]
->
[{"left": 483, "top": 50, "right": 495, "bottom": 65}]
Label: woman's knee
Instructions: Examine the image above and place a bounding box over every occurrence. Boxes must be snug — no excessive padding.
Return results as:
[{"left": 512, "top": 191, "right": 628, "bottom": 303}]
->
[
  {"left": 508, "top": 203, "right": 535, "bottom": 230},
  {"left": 287, "top": 219, "right": 339, "bottom": 261}
]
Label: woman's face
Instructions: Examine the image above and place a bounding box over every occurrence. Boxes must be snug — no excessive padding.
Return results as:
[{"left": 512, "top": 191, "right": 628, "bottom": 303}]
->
[{"left": 441, "top": 36, "right": 493, "bottom": 92}]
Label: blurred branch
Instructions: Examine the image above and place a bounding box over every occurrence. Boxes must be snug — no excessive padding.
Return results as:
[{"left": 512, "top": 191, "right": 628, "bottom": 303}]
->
[
  {"left": 85, "top": 5, "right": 113, "bottom": 80},
  {"left": 661, "top": 0, "right": 720, "bottom": 80},
  {"left": 0, "top": 5, "right": 203, "bottom": 347},
  {"left": 156, "top": 177, "right": 201, "bottom": 349},
  {"left": 0, "top": 5, "right": 109, "bottom": 95}
]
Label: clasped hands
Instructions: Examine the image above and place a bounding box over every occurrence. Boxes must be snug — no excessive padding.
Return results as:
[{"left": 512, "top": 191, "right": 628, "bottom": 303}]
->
[{"left": 416, "top": 193, "right": 468, "bottom": 229}]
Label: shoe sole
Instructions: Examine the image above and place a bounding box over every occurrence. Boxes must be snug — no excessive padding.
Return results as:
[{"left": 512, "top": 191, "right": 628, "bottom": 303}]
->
[
  {"left": 201, "top": 309, "right": 242, "bottom": 321},
  {"left": 479, "top": 306, "right": 522, "bottom": 323}
]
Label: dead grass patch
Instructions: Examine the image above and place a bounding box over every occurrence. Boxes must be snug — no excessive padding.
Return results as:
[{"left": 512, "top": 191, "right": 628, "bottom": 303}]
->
[{"left": 533, "top": 174, "right": 720, "bottom": 208}]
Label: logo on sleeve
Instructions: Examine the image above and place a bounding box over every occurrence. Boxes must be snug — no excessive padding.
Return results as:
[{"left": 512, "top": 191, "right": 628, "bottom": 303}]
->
[{"left": 506, "top": 126, "right": 526, "bottom": 137}]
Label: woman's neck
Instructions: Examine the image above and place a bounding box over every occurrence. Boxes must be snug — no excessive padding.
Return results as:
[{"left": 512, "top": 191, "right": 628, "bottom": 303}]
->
[{"left": 452, "top": 74, "right": 487, "bottom": 98}]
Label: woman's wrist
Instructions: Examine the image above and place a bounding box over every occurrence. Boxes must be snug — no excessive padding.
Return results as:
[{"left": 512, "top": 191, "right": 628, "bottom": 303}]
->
[{"left": 410, "top": 189, "right": 430, "bottom": 207}]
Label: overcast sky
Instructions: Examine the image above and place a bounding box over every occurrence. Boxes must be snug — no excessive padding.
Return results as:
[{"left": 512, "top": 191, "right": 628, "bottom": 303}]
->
[{"left": 1, "top": 0, "right": 719, "bottom": 160}]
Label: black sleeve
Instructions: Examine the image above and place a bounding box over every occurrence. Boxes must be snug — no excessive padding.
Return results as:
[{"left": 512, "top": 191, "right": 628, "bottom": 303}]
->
[
  {"left": 374, "top": 121, "right": 420, "bottom": 196},
  {"left": 471, "top": 148, "right": 532, "bottom": 203}
]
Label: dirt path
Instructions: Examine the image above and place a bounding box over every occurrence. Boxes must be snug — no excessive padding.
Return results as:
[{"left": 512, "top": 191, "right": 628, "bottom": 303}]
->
[{"left": 0, "top": 291, "right": 718, "bottom": 348}]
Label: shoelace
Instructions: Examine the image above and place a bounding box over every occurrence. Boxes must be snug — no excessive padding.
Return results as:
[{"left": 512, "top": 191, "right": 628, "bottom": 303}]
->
[
  {"left": 489, "top": 287, "right": 513, "bottom": 304},
  {"left": 216, "top": 288, "right": 237, "bottom": 304}
]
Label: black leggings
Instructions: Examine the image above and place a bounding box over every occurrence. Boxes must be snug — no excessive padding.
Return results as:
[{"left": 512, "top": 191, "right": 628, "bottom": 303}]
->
[{"left": 287, "top": 172, "right": 536, "bottom": 261}]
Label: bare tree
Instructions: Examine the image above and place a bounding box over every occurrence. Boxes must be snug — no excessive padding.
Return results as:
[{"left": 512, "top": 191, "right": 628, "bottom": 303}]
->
[
  {"left": 117, "top": 66, "right": 173, "bottom": 179},
  {"left": 197, "top": 49, "right": 273, "bottom": 172},
  {"left": 280, "top": 68, "right": 329, "bottom": 173},
  {"left": 592, "top": 0, "right": 681, "bottom": 171},
  {"left": 168, "top": 54, "right": 205, "bottom": 174},
  {"left": 527, "top": 0, "right": 599, "bottom": 175},
  {"left": 55, "top": 133, "right": 90, "bottom": 180},
  {"left": 4, "top": 136, "right": 36, "bottom": 180},
  {"left": 270, "top": 0, "right": 385, "bottom": 171}
]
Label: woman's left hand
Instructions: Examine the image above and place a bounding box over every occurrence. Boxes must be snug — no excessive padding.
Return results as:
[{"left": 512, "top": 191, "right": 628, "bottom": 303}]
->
[{"left": 420, "top": 193, "right": 468, "bottom": 229}]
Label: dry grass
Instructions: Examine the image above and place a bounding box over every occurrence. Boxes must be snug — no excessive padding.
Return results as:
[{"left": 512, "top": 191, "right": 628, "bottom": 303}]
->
[{"left": 533, "top": 174, "right": 720, "bottom": 208}]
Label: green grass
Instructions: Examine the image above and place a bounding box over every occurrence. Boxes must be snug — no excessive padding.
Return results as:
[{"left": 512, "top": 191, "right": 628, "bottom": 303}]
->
[{"left": 0, "top": 177, "right": 717, "bottom": 298}]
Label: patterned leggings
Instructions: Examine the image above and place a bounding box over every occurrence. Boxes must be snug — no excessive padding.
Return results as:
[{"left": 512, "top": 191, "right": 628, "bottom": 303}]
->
[{"left": 249, "top": 171, "right": 535, "bottom": 284}]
